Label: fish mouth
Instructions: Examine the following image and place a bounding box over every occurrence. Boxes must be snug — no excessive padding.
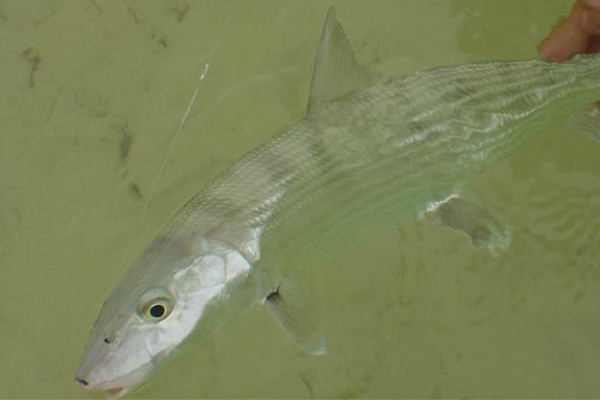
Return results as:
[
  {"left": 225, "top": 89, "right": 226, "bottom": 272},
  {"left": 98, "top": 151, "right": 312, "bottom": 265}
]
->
[
  {"left": 104, "top": 386, "right": 131, "bottom": 399},
  {"left": 73, "top": 376, "right": 133, "bottom": 398},
  {"left": 74, "top": 362, "right": 152, "bottom": 398}
]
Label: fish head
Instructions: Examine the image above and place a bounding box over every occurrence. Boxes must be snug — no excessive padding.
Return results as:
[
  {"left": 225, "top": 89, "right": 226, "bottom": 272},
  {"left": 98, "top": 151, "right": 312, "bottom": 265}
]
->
[{"left": 74, "top": 235, "right": 253, "bottom": 397}]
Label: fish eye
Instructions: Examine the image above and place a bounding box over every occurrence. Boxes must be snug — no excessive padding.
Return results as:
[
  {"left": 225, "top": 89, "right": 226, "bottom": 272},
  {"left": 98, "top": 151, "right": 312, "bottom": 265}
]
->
[
  {"left": 149, "top": 304, "right": 165, "bottom": 318},
  {"left": 137, "top": 288, "right": 174, "bottom": 323}
]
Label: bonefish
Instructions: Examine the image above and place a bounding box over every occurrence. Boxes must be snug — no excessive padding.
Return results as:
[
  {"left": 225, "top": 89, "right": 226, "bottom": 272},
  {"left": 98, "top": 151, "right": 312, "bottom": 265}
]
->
[{"left": 75, "top": 7, "right": 600, "bottom": 397}]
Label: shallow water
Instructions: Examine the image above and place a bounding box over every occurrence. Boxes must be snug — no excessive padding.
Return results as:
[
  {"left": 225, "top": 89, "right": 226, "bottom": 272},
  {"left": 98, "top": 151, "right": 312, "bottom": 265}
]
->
[{"left": 1, "top": 0, "right": 599, "bottom": 398}]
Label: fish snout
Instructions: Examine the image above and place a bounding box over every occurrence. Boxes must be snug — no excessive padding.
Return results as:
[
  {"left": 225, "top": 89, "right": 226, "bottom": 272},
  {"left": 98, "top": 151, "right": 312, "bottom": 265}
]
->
[{"left": 73, "top": 375, "right": 129, "bottom": 398}]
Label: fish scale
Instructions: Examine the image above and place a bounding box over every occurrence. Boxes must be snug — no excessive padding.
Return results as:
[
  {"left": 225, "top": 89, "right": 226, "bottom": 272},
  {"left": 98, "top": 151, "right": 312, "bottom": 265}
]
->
[{"left": 254, "top": 57, "right": 600, "bottom": 270}]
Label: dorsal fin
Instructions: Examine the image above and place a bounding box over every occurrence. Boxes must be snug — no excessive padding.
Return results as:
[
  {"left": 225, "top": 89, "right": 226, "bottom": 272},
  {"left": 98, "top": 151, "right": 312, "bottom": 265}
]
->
[{"left": 307, "top": 7, "right": 371, "bottom": 113}]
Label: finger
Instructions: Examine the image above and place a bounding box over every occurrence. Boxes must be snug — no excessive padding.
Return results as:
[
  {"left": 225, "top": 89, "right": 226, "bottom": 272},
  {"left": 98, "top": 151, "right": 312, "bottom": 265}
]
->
[
  {"left": 538, "top": 17, "right": 589, "bottom": 61},
  {"left": 538, "top": 0, "right": 600, "bottom": 61},
  {"left": 582, "top": 0, "right": 600, "bottom": 10}
]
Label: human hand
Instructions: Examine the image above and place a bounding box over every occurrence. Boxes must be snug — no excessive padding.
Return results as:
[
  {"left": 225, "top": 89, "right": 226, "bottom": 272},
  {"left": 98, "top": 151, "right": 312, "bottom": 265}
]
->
[{"left": 538, "top": 0, "right": 600, "bottom": 61}]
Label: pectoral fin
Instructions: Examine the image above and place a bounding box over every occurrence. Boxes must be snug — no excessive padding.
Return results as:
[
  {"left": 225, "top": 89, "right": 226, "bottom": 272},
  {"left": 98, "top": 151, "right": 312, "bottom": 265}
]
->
[
  {"left": 264, "top": 278, "right": 326, "bottom": 355},
  {"left": 567, "top": 106, "right": 600, "bottom": 143},
  {"left": 429, "top": 195, "right": 511, "bottom": 256}
]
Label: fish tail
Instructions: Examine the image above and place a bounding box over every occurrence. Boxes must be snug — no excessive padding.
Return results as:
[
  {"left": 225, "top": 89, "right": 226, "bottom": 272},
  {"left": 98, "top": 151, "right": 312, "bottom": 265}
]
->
[
  {"left": 571, "top": 53, "right": 600, "bottom": 93},
  {"left": 565, "top": 54, "right": 600, "bottom": 142}
]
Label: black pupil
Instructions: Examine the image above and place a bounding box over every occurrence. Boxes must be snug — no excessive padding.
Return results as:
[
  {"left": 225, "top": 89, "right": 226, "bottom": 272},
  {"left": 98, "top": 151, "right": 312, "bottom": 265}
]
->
[{"left": 149, "top": 304, "right": 165, "bottom": 318}]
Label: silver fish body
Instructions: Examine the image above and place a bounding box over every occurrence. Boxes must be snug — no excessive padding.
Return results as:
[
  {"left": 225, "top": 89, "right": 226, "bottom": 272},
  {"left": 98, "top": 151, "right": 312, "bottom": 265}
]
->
[
  {"left": 75, "top": 7, "right": 600, "bottom": 397},
  {"left": 259, "top": 56, "right": 600, "bottom": 269}
]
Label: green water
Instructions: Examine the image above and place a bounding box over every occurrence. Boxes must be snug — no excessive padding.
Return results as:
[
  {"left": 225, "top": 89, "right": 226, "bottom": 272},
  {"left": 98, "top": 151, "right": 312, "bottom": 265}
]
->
[{"left": 1, "top": 0, "right": 599, "bottom": 398}]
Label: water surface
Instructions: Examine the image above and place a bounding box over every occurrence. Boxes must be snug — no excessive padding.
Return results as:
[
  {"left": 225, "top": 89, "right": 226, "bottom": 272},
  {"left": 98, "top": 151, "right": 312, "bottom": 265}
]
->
[{"left": 1, "top": 0, "right": 598, "bottom": 398}]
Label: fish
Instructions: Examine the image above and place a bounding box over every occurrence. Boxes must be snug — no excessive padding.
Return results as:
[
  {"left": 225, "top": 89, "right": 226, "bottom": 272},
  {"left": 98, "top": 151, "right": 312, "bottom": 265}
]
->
[{"left": 74, "top": 7, "right": 600, "bottom": 398}]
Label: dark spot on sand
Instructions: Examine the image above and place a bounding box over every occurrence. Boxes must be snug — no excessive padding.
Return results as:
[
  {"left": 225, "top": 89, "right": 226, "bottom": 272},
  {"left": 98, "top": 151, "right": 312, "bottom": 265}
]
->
[
  {"left": 151, "top": 30, "right": 169, "bottom": 50},
  {"left": 167, "top": 2, "right": 190, "bottom": 22},
  {"left": 129, "top": 183, "right": 142, "bottom": 199},
  {"left": 21, "top": 48, "right": 41, "bottom": 88},
  {"left": 109, "top": 118, "right": 133, "bottom": 161}
]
